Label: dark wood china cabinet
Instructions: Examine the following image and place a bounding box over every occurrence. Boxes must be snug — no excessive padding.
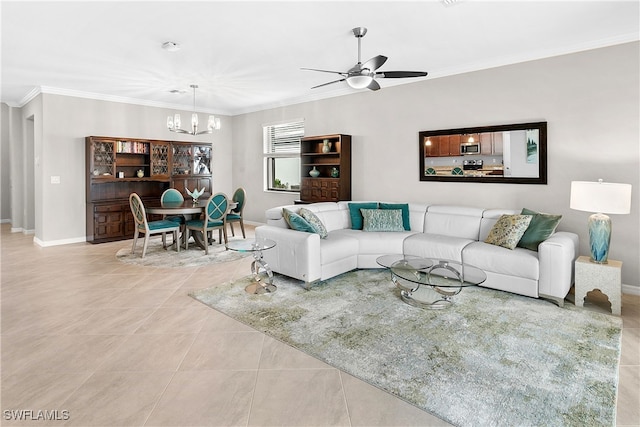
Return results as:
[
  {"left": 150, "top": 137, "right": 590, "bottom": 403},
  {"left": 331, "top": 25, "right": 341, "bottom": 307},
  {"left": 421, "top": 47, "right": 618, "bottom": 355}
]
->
[{"left": 86, "top": 136, "right": 213, "bottom": 243}]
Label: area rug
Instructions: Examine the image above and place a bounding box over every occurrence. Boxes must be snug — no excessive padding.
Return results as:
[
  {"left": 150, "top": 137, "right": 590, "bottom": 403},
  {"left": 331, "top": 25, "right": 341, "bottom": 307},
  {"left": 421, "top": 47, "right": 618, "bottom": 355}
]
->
[
  {"left": 191, "top": 269, "right": 622, "bottom": 427},
  {"left": 116, "top": 237, "right": 250, "bottom": 268}
]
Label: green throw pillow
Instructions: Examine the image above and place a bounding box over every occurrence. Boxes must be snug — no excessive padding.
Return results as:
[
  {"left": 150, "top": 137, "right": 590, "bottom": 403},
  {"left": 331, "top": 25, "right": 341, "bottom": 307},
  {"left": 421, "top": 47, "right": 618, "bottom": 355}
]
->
[
  {"left": 517, "top": 208, "right": 562, "bottom": 251},
  {"left": 485, "top": 214, "right": 533, "bottom": 250},
  {"left": 361, "top": 209, "right": 405, "bottom": 232},
  {"left": 379, "top": 203, "right": 410, "bottom": 231},
  {"left": 348, "top": 202, "right": 378, "bottom": 230},
  {"left": 282, "top": 208, "right": 315, "bottom": 233},
  {"left": 299, "top": 208, "right": 328, "bottom": 238}
]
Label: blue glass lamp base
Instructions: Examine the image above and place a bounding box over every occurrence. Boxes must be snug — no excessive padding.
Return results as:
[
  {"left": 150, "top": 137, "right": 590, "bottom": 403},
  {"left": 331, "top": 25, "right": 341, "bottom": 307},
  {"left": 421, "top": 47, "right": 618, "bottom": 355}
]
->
[{"left": 588, "top": 213, "right": 611, "bottom": 264}]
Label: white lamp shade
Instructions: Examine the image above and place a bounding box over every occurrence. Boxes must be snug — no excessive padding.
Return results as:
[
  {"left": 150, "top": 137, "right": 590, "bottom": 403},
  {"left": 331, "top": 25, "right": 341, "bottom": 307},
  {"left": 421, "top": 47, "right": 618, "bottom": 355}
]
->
[{"left": 570, "top": 180, "right": 632, "bottom": 214}]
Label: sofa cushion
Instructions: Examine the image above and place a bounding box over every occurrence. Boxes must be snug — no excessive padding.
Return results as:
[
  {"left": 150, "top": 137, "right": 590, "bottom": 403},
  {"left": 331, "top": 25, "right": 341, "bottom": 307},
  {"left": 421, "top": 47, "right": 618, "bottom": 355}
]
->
[
  {"left": 463, "top": 241, "right": 539, "bottom": 281},
  {"left": 348, "top": 202, "right": 378, "bottom": 230},
  {"left": 304, "top": 202, "right": 349, "bottom": 232},
  {"left": 299, "top": 208, "right": 328, "bottom": 238},
  {"left": 403, "top": 233, "right": 474, "bottom": 262},
  {"left": 517, "top": 208, "right": 562, "bottom": 251},
  {"left": 361, "top": 209, "right": 405, "bottom": 232},
  {"left": 379, "top": 203, "right": 410, "bottom": 230},
  {"left": 423, "top": 205, "right": 484, "bottom": 240},
  {"left": 485, "top": 214, "right": 532, "bottom": 250},
  {"left": 282, "top": 208, "right": 315, "bottom": 233},
  {"left": 320, "top": 233, "right": 359, "bottom": 264},
  {"left": 331, "top": 229, "right": 414, "bottom": 255}
]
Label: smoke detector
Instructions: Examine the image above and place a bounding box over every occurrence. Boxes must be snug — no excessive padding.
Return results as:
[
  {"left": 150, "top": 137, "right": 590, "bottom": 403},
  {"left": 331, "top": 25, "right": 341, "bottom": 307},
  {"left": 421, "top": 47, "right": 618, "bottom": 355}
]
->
[{"left": 162, "top": 41, "right": 181, "bottom": 52}]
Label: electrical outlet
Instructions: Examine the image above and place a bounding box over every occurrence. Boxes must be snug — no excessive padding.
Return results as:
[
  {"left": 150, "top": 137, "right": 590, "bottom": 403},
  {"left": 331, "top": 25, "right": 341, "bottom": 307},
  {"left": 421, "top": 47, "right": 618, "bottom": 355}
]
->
[{"left": 50, "top": 176, "right": 61, "bottom": 184}]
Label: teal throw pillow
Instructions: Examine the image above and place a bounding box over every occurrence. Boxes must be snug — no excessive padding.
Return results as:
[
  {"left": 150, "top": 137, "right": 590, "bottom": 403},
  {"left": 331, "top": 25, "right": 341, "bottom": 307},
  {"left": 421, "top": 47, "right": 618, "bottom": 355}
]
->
[
  {"left": 517, "top": 208, "right": 562, "bottom": 251},
  {"left": 348, "top": 202, "right": 378, "bottom": 230},
  {"left": 379, "top": 203, "right": 410, "bottom": 230},
  {"left": 282, "top": 208, "right": 315, "bottom": 233},
  {"left": 485, "top": 214, "right": 533, "bottom": 250},
  {"left": 361, "top": 209, "right": 405, "bottom": 232},
  {"left": 299, "top": 208, "right": 328, "bottom": 238}
]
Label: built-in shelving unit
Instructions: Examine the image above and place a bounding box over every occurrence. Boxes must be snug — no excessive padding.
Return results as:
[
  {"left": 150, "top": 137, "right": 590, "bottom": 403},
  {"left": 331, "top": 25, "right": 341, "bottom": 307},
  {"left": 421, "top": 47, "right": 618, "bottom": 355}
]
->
[{"left": 299, "top": 134, "right": 351, "bottom": 203}]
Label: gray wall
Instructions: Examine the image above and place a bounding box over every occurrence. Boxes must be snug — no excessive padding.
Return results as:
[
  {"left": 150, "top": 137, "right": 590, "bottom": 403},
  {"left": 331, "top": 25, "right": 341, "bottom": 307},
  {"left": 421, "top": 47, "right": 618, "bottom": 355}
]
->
[{"left": 232, "top": 42, "right": 640, "bottom": 288}]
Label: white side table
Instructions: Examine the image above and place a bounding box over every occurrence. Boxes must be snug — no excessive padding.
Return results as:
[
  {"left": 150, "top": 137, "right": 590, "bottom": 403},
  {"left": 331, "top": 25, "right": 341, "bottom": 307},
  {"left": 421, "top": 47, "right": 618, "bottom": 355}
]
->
[{"left": 574, "top": 255, "right": 622, "bottom": 315}]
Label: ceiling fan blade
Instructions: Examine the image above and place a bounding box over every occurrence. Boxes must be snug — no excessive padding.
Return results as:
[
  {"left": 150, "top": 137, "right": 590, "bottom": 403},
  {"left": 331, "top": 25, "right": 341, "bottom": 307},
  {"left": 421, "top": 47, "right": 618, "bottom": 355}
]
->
[
  {"left": 311, "top": 78, "right": 346, "bottom": 89},
  {"left": 376, "top": 71, "right": 428, "bottom": 78},
  {"left": 362, "top": 55, "right": 388, "bottom": 72},
  {"left": 367, "top": 79, "right": 381, "bottom": 91},
  {"left": 301, "top": 67, "right": 347, "bottom": 76}
]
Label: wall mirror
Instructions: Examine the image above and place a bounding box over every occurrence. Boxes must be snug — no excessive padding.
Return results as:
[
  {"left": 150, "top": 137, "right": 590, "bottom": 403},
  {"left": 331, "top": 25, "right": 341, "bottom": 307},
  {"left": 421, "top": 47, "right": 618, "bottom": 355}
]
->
[{"left": 419, "top": 122, "right": 547, "bottom": 184}]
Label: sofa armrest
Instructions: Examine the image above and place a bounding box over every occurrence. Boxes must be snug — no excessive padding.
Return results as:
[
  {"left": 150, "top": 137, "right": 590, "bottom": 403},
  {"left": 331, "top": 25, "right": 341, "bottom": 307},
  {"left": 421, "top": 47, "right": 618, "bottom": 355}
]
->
[
  {"left": 255, "top": 225, "right": 322, "bottom": 285},
  {"left": 538, "top": 231, "right": 579, "bottom": 305}
]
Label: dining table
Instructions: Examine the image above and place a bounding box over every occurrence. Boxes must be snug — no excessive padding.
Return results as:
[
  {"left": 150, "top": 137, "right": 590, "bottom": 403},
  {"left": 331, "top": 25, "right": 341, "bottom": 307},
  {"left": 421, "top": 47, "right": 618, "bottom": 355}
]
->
[{"left": 145, "top": 198, "right": 237, "bottom": 250}]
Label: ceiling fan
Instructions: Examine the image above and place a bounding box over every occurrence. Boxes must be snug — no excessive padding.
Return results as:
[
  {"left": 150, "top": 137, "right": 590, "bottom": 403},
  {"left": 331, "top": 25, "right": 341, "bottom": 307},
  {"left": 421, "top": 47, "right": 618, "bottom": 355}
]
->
[{"left": 302, "top": 27, "right": 428, "bottom": 91}]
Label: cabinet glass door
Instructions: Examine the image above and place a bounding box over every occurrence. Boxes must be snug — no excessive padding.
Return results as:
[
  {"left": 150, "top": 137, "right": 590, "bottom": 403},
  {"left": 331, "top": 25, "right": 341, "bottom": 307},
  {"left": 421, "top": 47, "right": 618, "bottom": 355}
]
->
[
  {"left": 192, "top": 146, "right": 211, "bottom": 175},
  {"left": 172, "top": 145, "right": 192, "bottom": 176},
  {"left": 151, "top": 142, "right": 170, "bottom": 177},
  {"left": 92, "top": 140, "right": 115, "bottom": 177}
]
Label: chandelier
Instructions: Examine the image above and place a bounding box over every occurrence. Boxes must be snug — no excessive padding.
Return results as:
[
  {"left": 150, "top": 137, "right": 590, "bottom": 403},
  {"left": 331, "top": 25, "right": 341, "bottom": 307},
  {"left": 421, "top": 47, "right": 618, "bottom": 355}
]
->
[{"left": 167, "top": 84, "right": 220, "bottom": 135}]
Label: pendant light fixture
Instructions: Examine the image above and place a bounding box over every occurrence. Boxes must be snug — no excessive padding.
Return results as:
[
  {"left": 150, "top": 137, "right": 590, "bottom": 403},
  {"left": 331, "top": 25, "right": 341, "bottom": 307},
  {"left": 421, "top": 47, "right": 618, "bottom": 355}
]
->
[{"left": 167, "top": 84, "right": 220, "bottom": 135}]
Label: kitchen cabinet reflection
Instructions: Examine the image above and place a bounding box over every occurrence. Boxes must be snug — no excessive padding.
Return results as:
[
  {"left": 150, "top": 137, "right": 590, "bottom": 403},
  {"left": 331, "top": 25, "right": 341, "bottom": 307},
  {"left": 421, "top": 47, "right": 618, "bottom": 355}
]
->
[{"left": 419, "top": 122, "right": 547, "bottom": 184}]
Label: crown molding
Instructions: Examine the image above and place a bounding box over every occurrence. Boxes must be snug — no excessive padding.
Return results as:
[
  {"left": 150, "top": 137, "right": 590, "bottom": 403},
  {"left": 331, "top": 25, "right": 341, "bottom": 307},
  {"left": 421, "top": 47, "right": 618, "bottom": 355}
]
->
[{"left": 15, "top": 86, "right": 227, "bottom": 115}]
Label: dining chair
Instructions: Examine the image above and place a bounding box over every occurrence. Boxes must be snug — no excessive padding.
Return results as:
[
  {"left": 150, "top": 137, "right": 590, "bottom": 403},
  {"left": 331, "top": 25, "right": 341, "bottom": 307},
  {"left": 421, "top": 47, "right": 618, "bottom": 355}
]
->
[
  {"left": 161, "top": 188, "right": 186, "bottom": 224},
  {"left": 185, "top": 193, "right": 229, "bottom": 255},
  {"left": 226, "top": 187, "right": 246, "bottom": 238},
  {"left": 129, "top": 193, "right": 181, "bottom": 258}
]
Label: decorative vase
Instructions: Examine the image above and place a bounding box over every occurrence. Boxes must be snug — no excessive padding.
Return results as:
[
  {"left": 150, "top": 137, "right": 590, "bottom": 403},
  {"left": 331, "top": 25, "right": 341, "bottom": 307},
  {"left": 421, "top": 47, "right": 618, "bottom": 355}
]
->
[
  {"left": 322, "top": 140, "right": 332, "bottom": 153},
  {"left": 309, "top": 166, "right": 320, "bottom": 178},
  {"left": 136, "top": 169, "right": 144, "bottom": 178},
  {"left": 331, "top": 167, "right": 339, "bottom": 178}
]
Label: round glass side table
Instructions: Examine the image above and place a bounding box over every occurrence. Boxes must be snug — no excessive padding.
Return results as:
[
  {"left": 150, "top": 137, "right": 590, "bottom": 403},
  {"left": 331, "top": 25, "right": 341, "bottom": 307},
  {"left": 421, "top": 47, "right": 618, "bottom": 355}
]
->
[{"left": 226, "top": 238, "right": 277, "bottom": 294}]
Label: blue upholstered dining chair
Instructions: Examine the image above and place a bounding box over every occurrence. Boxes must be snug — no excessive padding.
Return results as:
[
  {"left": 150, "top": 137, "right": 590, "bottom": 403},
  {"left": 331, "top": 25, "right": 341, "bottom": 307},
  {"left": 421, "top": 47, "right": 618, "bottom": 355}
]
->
[
  {"left": 161, "top": 188, "right": 186, "bottom": 224},
  {"left": 185, "top": 193, "right": 229, "bottom": 255},
  {"left": 226, "top": 187, "right": 246, "bottom": 238},
  {"left": 129, "top": 193, "right": 181, "bottom": 258}
]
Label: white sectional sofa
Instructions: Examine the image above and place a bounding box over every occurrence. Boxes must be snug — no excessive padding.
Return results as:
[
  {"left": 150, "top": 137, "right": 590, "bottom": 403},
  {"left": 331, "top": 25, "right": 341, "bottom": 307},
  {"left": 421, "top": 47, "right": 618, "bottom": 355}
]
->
[{"left": 255, "top": 201, "right": 579, "bottom": 306}]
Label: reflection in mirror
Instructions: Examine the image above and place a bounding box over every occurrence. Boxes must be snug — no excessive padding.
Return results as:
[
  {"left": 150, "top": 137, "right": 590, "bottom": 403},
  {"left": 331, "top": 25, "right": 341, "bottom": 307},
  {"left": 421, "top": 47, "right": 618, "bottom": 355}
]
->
[{"left": 419, "top": 122, "right": 547, "bottom": 184}]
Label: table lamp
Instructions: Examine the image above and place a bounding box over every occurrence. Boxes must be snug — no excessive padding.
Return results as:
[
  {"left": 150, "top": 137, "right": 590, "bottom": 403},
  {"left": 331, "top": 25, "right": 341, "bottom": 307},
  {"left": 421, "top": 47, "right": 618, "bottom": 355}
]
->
[{"left": 570, "top": 179, "right": 632, "bottom": 264}]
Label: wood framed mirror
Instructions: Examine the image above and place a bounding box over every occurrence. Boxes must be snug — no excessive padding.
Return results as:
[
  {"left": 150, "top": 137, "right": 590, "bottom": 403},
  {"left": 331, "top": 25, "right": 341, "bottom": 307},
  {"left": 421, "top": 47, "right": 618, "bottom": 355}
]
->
[{"left": 419, "top": 122, "right": 547, "bottom": 184}]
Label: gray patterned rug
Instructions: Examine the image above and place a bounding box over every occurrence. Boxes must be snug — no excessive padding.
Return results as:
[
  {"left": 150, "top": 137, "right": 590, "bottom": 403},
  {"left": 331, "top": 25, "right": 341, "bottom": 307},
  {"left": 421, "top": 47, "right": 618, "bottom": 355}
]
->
[
  {"left": 116, "top": 237, "right": 250, "bottom": 268},
  {"left": 191, "top": 269, "right": 622, "bottom": 427}
]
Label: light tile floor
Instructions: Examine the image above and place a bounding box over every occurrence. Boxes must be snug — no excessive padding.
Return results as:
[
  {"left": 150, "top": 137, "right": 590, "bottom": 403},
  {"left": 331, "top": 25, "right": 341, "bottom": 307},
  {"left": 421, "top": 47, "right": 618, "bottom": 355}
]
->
[{"left": 1, "top": 223, "right": 638, "bottom": 426}]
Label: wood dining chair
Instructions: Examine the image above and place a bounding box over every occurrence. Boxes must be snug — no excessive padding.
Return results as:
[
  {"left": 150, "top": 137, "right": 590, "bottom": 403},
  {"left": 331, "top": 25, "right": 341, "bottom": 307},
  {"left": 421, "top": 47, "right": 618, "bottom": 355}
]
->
[
  {"left": 129, "top": 193, "right": 181, "bottom": 258},
  {"left": 226, "top": 187, "right": 246, "bottom": 238},
  {"left": 161, "top": 188, "right": 186, "bottom": 224},
  {"left": 185, "top": 193, "right": 229, "bottom": 255}
]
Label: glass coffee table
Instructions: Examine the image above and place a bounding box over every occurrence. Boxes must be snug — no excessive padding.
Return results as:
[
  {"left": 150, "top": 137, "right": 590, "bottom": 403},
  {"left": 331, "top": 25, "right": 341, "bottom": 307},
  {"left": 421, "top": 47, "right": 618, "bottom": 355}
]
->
[
  {"left": 226, "top": 238, "right": 277, "bottom": 295},
  {"left": 377, "top": 254, "right": 486, "bottom": 309}
]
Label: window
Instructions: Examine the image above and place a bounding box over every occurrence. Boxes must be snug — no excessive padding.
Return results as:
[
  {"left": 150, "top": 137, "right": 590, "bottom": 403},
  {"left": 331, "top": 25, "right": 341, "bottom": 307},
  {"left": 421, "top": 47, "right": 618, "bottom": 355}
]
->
[{"left": 263, "top": 120, "right": 303, "bottom": 192}]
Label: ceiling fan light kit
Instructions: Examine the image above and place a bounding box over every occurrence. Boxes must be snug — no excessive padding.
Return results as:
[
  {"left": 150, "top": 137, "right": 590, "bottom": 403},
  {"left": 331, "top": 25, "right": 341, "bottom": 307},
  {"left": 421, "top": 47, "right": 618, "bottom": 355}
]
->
[
  {"left": 167, "top": 84, "right": 220, "bottom": 136},
  {"left": 303, "top": 27, "right": 428, "bottom": 92}
]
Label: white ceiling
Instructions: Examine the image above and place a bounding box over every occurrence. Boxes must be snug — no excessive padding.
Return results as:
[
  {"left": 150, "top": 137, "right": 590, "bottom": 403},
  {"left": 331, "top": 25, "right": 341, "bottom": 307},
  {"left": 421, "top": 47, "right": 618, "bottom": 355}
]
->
[{"left": 2, "top": 1, "right": 638, "bottom": 115}]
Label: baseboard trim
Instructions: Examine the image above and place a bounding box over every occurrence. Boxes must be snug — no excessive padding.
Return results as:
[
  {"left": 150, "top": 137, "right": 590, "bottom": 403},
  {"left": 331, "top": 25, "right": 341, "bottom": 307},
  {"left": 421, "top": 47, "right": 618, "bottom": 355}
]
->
[
  {"left": 622, "top": 284, "right": 640, "bottom": 296},
  {"left": 33, "top": 236, "right": 87, "bottom": 247}
]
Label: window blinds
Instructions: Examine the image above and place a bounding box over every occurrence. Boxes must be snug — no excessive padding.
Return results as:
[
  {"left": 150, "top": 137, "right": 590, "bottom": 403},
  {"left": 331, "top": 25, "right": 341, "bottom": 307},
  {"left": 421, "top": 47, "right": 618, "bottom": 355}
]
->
[{"left": 265, "top": 121, "right": 303, "bottom": 154}]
